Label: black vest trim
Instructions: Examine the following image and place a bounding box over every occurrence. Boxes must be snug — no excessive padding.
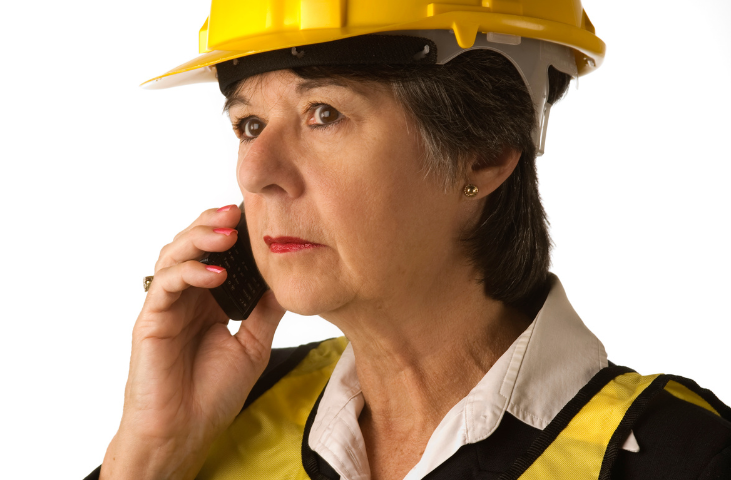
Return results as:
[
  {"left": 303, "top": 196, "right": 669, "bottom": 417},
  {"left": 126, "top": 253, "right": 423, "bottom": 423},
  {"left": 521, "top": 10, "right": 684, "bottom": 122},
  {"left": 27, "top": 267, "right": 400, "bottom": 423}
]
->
[{"left": 498, "top": 365, "right": 635, "bottom": 480}]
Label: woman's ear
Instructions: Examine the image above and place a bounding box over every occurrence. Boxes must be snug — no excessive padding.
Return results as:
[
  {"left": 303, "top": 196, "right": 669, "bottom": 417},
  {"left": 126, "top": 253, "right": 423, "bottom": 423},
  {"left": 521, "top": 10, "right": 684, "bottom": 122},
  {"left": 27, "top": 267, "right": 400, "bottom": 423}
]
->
[{"left": 462, "top": 146, "right": 522, "bottom": 199}]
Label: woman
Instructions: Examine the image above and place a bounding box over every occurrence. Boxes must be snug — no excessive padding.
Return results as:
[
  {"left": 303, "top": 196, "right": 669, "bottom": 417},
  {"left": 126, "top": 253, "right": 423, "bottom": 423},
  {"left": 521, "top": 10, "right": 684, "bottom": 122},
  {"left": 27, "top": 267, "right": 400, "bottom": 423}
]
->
[{"left": 88, "top": 1, "right": 731, "bottom": 479}]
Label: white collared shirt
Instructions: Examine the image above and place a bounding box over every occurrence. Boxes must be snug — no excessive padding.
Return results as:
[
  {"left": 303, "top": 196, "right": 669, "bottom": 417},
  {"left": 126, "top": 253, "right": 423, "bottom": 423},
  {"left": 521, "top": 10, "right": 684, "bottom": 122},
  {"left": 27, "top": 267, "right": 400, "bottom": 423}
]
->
[{"left": 308, "top": 275, "right": 632, "bottom": 480}]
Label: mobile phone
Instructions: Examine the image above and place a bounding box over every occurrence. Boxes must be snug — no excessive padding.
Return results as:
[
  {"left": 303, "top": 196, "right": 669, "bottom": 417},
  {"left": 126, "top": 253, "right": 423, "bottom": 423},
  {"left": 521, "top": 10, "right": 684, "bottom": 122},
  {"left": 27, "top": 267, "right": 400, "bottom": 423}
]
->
[{"left": 200, "top": 203, "right": 268, "bottom": 320}]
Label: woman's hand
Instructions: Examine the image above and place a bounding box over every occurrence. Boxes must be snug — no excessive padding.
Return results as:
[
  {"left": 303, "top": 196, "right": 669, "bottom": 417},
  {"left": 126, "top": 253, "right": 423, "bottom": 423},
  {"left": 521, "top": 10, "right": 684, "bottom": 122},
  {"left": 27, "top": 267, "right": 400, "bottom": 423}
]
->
[{"left": 100, "top": 205, "right": 285, "bottom": 480}]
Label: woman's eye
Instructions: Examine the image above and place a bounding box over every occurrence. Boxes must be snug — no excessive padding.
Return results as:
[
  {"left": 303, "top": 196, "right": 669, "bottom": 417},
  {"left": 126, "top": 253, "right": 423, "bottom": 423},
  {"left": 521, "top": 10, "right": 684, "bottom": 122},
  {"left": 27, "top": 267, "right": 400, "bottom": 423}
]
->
[
  {"left": 312, "top": 104, "right": 342, "bottom": 125},
  {"left": 239, "top": 117, "right": 266, "bottom": 140}
]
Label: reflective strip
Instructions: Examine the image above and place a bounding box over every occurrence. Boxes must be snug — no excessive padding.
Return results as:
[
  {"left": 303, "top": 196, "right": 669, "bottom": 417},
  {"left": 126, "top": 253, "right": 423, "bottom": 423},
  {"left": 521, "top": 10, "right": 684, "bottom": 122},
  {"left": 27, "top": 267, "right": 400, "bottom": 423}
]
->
[
  {"left": 197, "top": 337, "right": 348, "bottom": 480},
  {"left": 518, "top": 373, "right": 660, "bottom": 480},
  {"left": 664, "top": 380, "right": 720, "bottom": 417}
]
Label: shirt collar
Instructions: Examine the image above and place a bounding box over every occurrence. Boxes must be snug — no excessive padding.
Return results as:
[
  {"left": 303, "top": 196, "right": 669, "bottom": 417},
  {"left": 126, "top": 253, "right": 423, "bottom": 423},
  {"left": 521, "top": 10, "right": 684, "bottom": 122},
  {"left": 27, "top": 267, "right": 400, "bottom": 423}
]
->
[{"left": 308, "top": 274, "right": 609, "bottom": 480}]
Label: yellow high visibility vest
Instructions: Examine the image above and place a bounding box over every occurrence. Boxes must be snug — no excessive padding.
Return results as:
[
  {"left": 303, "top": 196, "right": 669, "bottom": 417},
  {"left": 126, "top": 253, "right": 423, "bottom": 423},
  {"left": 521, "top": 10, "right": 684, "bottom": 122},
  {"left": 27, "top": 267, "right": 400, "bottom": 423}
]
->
[{"left": 196, "top": 337, "right": 727, "bottom": 480}]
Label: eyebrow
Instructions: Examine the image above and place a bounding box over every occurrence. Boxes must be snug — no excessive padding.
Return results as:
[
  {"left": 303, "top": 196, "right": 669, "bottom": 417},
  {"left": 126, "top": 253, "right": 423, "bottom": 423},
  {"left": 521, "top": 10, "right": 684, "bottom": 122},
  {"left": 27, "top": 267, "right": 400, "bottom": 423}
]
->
[
  {"left": 223, "top": 95, "right": 249, "bottom": 114},
  {"left": 224, "top": 77, "right": 364, "bottom": 114},
  {"left": 295, "top": 78, "right": 348, "bottom": 94}
]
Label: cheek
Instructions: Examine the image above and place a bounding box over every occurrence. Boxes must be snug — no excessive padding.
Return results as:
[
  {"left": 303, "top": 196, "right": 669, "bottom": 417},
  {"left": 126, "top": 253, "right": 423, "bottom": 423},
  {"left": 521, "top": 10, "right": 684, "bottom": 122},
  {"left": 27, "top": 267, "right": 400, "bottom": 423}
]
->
[
  {"left": 309, "top": 131, "right": 419, "bottom": 236},
  {"left": 306, "top": 125, "right": 448, "bottom": 279}
]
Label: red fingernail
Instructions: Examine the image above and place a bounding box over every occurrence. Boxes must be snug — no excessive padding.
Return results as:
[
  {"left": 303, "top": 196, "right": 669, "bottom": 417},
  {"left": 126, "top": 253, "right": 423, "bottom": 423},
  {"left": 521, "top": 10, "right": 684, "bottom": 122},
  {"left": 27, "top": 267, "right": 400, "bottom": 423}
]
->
[
  {"left": 206, "top": 265, "right": 225, "bottom": 273},
  {"left": 217, "top": 205, "right": 235, "bottom": 212},
  {"left": 213, "top": 228, "right": 237, "bottom": 236}
]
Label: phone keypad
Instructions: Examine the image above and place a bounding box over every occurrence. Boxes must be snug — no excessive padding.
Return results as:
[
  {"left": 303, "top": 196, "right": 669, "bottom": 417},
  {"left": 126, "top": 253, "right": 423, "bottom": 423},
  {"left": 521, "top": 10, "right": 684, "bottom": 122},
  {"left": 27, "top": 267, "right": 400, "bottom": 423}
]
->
[{"left": 200, "top": 222, "right": 268, "bottom": 320}]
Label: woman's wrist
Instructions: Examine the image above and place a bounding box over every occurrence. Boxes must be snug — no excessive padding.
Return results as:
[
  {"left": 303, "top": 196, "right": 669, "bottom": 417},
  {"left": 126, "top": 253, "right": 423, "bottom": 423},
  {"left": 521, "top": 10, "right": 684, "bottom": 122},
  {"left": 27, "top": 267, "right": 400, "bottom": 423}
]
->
[{"left": 99, "top": 430, "right": 207, "bottom": 480}]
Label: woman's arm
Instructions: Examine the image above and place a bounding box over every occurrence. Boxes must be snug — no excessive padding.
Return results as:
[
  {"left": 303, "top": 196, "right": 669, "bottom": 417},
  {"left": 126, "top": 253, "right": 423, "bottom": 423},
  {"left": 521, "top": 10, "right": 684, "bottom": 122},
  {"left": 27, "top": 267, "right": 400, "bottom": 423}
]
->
[{"left": 98, "top": 205, "right": 285, "bottom": 480}]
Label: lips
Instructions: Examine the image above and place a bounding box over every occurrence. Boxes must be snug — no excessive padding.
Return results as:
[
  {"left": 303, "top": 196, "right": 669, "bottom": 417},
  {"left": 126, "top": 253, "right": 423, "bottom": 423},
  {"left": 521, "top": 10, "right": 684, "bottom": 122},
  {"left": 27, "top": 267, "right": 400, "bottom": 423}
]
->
[{"left": 263, "top": 236, "right": 324, "bottom": 254}]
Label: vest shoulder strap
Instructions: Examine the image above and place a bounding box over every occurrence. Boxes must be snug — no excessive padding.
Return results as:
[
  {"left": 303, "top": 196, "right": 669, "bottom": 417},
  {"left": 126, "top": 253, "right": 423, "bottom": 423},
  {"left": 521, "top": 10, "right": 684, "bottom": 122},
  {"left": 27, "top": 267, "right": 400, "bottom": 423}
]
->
[
  {"left": 196, "top": 336, "right": 348, "bottom": 480},
  {"left": 242, "top": 339, "right": 331, "bottom": 412},
  {"left": 501, "top": 367, "right": 731, "bottom": 480}
]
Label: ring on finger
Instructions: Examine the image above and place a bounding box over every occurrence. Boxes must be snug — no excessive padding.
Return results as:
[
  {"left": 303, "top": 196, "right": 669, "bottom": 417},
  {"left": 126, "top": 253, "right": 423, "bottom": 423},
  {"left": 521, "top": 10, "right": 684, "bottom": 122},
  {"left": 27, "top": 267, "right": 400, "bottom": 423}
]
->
[{"left": 143, "top": 275, "right": 154, "bottom": 292}]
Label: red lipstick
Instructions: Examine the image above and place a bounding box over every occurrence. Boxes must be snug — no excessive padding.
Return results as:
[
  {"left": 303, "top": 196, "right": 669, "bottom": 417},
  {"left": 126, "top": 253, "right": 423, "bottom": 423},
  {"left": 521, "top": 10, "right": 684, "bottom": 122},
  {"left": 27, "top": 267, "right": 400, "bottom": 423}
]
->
[{"left": 264, "top": 236, "right": 323, "bottom": 254}]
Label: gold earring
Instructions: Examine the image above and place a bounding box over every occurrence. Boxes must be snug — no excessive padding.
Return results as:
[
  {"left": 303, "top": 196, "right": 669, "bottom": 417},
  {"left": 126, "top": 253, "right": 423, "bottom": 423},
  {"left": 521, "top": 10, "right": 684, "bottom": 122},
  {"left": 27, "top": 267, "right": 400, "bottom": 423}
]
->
[{"left": 463, "top": 184, "right": 479, "bottom": 197}]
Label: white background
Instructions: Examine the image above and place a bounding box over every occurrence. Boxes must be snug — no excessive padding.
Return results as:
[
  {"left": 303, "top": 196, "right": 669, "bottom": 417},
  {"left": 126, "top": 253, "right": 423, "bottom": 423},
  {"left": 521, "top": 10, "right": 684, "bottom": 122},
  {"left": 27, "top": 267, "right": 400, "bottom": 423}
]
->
[{"left": 1, "top": 1, "right": 729, "bottom": 478}]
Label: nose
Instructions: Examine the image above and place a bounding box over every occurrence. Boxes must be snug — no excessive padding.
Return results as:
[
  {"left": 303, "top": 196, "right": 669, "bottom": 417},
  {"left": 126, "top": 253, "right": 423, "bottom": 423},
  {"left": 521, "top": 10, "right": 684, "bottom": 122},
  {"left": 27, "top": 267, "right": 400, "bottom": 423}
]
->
[{"left": 237, "top": 121, "right": 304, "bottom": 198}]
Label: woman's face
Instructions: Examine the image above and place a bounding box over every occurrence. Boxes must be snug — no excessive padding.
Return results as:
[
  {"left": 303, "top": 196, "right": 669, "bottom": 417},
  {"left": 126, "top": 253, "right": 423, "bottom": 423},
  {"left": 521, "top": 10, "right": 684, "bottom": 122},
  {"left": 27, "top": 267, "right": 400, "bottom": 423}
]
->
[{"left": 230, "top": 70, "right": 479, "bottom": 317}]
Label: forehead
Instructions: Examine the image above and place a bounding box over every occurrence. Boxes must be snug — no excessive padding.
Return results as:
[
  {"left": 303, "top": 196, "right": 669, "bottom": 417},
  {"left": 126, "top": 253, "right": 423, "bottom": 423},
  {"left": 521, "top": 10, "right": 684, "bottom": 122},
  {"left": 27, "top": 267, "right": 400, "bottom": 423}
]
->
[{"left": 225, "top": 70, "right": 378, "bottom": 111}]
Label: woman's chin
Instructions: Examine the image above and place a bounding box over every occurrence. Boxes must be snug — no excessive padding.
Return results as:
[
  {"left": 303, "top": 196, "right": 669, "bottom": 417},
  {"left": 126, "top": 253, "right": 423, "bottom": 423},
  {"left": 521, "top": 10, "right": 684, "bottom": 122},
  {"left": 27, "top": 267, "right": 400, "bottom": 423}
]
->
[{"left": 268, "top": 276, "right": 351, "bottom": 317}]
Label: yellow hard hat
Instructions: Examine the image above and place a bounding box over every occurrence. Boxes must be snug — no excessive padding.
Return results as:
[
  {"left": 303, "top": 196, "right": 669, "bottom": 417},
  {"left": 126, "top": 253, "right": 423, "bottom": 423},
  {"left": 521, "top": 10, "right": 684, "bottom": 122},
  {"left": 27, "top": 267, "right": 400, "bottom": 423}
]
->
[{"left": 143, "top": 0, "right": 604, "bottom": 154}]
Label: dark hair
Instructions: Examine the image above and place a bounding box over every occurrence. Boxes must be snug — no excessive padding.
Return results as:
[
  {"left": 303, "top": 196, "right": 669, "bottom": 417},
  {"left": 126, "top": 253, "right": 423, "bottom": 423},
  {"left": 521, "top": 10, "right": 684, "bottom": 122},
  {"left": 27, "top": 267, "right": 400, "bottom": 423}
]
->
[{"left": 224, "top": 50, "right": 572, "bottom": 314}]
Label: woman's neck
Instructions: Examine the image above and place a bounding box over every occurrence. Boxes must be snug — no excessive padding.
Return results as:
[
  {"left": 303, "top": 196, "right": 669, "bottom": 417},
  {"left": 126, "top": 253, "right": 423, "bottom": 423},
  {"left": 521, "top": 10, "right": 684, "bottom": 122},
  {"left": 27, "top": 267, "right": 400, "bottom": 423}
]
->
[
  {"left": 321, "top": 267, "right": 534, "bottom": 442},
  {"left": 321, "top": 268, "right": 532, "bottom": 480}
]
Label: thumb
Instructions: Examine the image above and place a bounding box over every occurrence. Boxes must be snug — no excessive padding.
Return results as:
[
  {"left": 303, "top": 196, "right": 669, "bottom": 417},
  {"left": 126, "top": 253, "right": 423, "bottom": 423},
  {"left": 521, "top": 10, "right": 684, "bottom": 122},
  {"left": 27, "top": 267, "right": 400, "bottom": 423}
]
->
[{"left": 234, "top": 290, "right": 286, "bottom": 353}]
